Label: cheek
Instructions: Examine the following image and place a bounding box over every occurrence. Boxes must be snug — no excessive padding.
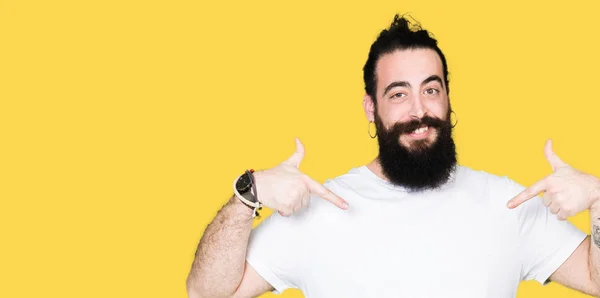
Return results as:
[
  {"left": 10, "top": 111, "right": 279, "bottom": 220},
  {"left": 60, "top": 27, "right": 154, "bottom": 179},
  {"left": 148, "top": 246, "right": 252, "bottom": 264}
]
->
[
  {"left": 379, "top": 104, "right": 413, "bottom": 125},
  {"left": 425, "top": 99, "right": 449, "bottom": 119}
]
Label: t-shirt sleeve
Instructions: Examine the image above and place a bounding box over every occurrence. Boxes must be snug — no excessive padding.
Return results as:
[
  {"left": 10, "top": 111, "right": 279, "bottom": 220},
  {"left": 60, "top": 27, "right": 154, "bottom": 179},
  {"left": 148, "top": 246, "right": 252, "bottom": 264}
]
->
[
  {"left": 504, "top": 178, "right": 588, "bottom": 285},
  {"left": 245, "top": 202, "right": 313, "bottom": 294}
]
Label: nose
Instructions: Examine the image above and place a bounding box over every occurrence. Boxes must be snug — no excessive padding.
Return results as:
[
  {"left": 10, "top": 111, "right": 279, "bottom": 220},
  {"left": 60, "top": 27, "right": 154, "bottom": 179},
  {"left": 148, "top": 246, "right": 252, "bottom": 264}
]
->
[{"left": 408, "top": 94, "right": 427, "bottom": 119}]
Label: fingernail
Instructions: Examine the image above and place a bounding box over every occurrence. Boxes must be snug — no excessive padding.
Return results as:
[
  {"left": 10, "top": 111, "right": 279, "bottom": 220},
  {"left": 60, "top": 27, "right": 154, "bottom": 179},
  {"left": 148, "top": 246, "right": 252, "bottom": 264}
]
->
[{"left": 343, "top": 202, "right": 349, "bottom": 209}]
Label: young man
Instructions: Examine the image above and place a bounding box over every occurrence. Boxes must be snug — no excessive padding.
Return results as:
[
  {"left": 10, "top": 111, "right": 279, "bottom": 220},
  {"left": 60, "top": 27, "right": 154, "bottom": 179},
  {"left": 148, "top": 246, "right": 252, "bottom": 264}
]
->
[{"left": 186, "top": 14, "right": 600, "bottom": 297}]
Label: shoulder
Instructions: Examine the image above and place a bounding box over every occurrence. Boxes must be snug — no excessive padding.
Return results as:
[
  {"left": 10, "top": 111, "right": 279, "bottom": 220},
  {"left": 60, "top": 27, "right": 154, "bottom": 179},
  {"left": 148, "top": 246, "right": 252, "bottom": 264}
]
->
[
  {"left": 447, "top": 165, "right": 531, "bottom": 213},
  {"left": 321, "top": 165, "right": 391, "bottom": 200},
  {"left": 454, "top": 165, "right": 526, "bottom": 193},
  {"left": 323, "top": 166, "right": 365, "bottom": 190}
]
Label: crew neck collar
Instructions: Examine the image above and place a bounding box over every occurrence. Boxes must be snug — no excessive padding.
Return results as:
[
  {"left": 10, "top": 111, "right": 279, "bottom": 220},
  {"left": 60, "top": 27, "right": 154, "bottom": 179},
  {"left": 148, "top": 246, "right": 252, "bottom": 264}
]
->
[
  {"left": 356, "top": 165, "right": 408, "bottom": 192},
  {"left": 355, "top": 164, "right": 460, "bottom": 193}
]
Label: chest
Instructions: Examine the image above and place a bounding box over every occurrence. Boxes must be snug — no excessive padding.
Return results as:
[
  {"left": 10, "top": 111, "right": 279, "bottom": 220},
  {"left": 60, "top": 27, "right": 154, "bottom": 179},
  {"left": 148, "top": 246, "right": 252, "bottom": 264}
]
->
[{"left": 300, "top": 198, "right": 522, "bottom": 297}]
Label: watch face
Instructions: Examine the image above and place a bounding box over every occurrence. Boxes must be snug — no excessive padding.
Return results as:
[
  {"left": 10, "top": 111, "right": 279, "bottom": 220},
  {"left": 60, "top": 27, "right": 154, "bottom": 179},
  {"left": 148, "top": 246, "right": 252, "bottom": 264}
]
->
[{"left": 236, "top": 173, "right": 252, "bottom": 193}]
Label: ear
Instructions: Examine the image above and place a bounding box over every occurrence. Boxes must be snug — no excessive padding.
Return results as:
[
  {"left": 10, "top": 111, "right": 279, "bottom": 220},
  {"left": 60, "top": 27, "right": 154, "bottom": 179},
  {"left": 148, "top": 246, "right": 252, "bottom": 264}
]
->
[{"left": 363, "top": 94, "right": 376, "bottom": 122}]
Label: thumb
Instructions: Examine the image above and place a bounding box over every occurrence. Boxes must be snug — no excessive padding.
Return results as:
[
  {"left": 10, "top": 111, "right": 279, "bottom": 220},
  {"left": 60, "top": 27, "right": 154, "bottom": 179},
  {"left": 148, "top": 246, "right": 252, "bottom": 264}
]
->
[
  {"left": 544, "top": 139, "right": 567, "bottom": 171},
  {"left": 282, "top": 138, "right": 305, "bottom": 168}
]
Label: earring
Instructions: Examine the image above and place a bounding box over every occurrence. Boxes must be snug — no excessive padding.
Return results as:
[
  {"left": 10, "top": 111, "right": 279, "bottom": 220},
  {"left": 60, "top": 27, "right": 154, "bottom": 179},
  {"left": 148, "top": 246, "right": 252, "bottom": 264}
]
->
[
  {"left": 451, "top": 111, "right": 458, "bottom": 128},
  {"left": 368, "top": 121, "right": 377, "bottom": 139}
]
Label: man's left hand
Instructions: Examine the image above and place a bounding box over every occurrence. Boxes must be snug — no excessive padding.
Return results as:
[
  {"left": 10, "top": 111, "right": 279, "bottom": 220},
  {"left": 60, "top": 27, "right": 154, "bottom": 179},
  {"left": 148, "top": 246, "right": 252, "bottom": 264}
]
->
[{"left": 507, "top": 139, "right": 600, "bottom": 220}]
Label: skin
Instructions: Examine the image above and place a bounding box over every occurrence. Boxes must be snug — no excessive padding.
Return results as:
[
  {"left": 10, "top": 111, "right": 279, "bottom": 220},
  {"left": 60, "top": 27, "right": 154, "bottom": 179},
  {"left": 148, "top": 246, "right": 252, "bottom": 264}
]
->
[
  {"left": 187, "top": 48, "right": 600, "bottom": 297},
  {"left": 186, "top": 196, "right": 270, "bottom": 298}
]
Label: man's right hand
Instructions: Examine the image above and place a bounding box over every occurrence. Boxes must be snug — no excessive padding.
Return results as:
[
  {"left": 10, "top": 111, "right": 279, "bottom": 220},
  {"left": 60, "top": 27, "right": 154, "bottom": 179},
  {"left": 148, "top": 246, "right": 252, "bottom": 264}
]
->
[{"left": 252, "top": 138, "right": 349, "bottom": 216}]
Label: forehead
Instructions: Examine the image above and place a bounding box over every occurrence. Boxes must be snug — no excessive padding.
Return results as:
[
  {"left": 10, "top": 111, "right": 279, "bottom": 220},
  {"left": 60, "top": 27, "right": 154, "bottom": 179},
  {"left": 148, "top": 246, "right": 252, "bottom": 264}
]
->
[{"left": 375, "top": 48, "right": 444, "bottom": 89}]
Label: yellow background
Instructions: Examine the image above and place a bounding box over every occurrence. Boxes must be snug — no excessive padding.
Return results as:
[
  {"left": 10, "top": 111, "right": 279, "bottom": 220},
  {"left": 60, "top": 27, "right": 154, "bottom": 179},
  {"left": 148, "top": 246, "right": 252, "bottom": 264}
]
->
[{"left": 1, "top": 0, "right": 600, "bottom": 297}]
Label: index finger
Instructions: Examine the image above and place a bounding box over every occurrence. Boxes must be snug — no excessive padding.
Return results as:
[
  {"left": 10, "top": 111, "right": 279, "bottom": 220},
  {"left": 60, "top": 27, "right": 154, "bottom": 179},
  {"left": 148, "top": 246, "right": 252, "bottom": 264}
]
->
[
  {"left": 302, "top": 176, "right": 349, "bottom": 210},
  {"left": 507, "top": 178, "right": 549, "bottom": 209}
]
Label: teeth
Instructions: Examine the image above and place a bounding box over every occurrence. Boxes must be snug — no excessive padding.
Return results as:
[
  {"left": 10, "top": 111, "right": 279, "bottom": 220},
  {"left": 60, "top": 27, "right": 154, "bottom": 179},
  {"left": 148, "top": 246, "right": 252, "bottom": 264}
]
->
[{"left": 412, "top": 126, "right": 429, "bottom": 134}]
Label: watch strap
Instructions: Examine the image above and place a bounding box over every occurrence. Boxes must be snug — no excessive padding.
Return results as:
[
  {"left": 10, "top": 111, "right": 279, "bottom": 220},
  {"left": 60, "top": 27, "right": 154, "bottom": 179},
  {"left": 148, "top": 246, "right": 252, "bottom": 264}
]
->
[{"left": 233, "top": 170, "right": 262, "bottom": 218}]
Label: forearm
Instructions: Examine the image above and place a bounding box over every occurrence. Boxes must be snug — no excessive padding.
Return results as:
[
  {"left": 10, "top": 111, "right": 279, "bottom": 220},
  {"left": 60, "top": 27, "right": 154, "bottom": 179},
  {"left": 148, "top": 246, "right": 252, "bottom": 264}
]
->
[
  {"left": 186, "top": 196, "right": 254, "bottom": 298},
  {"left": 589, "top": 195, "right": 600, "bottom": 292}
]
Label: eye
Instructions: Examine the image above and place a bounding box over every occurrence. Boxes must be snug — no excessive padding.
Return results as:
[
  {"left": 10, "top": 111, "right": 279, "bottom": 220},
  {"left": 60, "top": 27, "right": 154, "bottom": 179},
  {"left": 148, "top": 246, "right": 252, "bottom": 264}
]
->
[
  {"left": 390, "top": 92, "right": 407, "bottom": 99},
  {"left": 424, "top": 88, "right": 439, "bottom": 95}
]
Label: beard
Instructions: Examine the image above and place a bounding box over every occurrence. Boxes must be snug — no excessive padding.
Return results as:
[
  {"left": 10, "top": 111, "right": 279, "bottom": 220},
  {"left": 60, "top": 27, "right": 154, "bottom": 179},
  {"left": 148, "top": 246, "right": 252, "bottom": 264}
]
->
[{"left": 374, "top": 110, "right": 457, "bottom": 193}]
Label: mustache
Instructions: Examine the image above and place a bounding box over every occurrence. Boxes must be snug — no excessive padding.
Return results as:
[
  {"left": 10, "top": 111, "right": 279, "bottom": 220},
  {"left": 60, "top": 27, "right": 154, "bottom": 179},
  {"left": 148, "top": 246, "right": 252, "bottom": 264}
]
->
[{"left": 389, "top": 115, "right": 449, "bottom": 135}]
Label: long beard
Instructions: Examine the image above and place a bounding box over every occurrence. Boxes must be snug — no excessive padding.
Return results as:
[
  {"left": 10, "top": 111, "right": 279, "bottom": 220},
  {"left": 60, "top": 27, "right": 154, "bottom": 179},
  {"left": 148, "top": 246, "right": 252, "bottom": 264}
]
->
[{"left": 374, "top": 111, "right": 457, "bottom": 192}]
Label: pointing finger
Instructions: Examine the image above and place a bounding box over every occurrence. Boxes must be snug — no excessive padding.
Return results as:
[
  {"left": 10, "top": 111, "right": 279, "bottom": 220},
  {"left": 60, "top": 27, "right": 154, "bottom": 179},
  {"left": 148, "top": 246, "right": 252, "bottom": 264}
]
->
[
  {"left": 302, "top": 175, "right": 349, "bottom": 210},
  {"left": 507, "top": 178, "right": 549, "bottom": 209}
]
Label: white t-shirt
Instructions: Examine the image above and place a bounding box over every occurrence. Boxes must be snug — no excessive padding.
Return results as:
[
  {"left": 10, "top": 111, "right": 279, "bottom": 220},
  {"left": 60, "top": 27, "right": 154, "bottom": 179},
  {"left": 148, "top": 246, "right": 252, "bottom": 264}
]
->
[{"left": 246, "top": 165, "right": 587, "bottom": 298}]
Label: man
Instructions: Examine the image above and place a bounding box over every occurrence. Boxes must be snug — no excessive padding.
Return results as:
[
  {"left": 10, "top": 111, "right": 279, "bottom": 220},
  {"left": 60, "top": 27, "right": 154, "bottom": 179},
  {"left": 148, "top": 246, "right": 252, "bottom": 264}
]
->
[{"left": 186, "top": 14, "right": 600, "bottom": 297}]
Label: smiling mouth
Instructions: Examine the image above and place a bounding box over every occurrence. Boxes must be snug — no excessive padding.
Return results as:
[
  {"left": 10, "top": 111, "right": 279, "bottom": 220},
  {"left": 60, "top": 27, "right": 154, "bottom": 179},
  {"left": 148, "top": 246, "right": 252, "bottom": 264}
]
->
[
  {"left": 406, "top": 125, "right": 431, "bottom": 139},
  {"left": 411, "top": 125, "right": 429, "bottom": 134}
]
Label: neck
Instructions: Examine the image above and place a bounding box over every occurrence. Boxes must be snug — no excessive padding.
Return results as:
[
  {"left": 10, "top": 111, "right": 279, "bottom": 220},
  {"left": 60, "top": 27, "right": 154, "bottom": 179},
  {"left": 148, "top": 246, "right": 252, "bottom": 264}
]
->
[{"left": 366, "top": 157, "right": 390, "bottom": 182}]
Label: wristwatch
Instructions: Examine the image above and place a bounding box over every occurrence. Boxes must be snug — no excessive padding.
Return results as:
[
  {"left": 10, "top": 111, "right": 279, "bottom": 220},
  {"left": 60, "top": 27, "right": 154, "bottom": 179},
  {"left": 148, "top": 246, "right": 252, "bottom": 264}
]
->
[
  {"left": 235, "top": 170, "right": 257, "bottom": 202},
  {"left": 233, "top": 169, "right": 262, "bottom": 218}
]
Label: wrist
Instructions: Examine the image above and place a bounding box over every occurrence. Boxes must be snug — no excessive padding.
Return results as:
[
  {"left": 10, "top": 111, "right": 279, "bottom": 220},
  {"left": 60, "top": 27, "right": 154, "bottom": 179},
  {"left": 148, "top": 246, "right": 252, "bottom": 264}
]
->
[
  {"left": 229, "top": 195, "right": 255, "bottom": 218},
  {"left": 252, "top": 170, "right": 264, "bottom": 197},
  {"left": 233, "top": 169, "right": 263, "bottom": 218}
]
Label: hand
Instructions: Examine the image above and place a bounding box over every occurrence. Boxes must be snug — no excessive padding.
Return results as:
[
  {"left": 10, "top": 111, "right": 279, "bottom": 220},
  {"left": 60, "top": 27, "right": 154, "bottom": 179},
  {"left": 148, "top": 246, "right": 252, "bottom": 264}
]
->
[
  {"left": 253, "top": 138, "right": 349, "bottom": 217},
  {"left": 507, "top": 139, "right": 600, "bottom": 220}
]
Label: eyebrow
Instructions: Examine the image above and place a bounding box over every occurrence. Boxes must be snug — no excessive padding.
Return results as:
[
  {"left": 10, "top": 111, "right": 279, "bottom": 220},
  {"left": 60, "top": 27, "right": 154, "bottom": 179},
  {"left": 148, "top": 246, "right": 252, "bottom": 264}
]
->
[{"left": 382, "top": 75, "right": 444, "bottom": 96}]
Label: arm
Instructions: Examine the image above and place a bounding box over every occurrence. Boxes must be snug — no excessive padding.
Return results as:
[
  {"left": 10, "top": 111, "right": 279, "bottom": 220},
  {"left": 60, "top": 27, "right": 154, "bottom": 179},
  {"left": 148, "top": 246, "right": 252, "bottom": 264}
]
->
[
  {"left": 591, "top": 211, "right": 600, "bottom": 290},
  {"left": 548, "top": 205, "right": 600, "bottom": 297},
  {"left": 186, "top": 139, "right": 348, "bottom": 297},
  {"left": 506, "top": 140, "right": 600, "bottom": 296},
  {"left": 548, "top": 236, "right": 598, "bottom": 296},
  {"left": 186, "top": 196, "right": 273, "bottom": 298}
]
